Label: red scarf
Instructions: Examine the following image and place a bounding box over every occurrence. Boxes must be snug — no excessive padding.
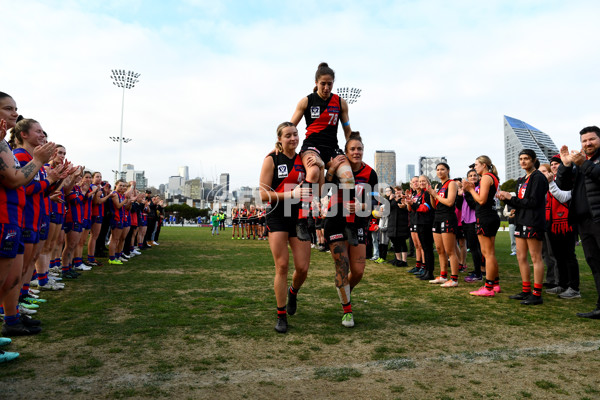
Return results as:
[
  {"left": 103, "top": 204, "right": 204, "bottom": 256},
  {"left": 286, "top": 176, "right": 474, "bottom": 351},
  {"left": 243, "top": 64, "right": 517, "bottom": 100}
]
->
[{"left": 545, "top": 192, "right": 572, "bottom": 234}]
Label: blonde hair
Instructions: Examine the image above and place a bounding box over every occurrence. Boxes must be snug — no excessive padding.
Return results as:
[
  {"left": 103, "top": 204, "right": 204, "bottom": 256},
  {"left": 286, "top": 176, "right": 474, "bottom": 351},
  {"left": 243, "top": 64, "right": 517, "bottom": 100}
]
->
[
  {"left": 275, "top": 121, "right": 295, "bottom": 153},
  {"left": 476, "top": 155, "right": 499, "bottom": 177},
  {"left": 9, "top": 118, "right": 39, "bottom": 148}
]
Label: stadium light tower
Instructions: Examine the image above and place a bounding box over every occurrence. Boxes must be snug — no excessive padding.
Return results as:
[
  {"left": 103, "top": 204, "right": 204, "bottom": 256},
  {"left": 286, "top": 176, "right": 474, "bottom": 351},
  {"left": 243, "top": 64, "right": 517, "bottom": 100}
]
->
[
  {"left": 336, "top": 87, "right": 362, "bottom": 104},
  {"left": 110, "top": 69, "right": 140, "bottom": 182}
]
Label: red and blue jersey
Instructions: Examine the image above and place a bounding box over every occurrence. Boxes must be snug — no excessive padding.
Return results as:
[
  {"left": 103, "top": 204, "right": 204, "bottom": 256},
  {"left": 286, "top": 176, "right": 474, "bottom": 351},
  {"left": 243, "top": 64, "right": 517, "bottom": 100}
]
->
[
  {"left": 91, "top": 185, "right": 104, "bottom": 217},
  {"left": 110, "top": 192, "right": 126, "bottom": 223},
  {"left": 50, "top": 188, "right": 65, "bottom": 215},
  {"left": 0, "top": 142, "right": 26, "bottom": 226},
  {"left": 64, "top": 185, "right": 84, "bottom": 224},
  {"left": 124, "top": 205, "right": 131, "bottom": 224},
  {"left": 81, "top": 187, "right": 93, "bottom": 221},
  {"left": 13, "top": 148, "right": 49, "bottom": 232}
]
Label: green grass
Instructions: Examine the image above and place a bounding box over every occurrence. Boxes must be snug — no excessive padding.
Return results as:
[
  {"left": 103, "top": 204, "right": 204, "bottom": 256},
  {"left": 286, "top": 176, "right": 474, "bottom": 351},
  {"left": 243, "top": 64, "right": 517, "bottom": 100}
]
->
[{"left": 1, "top": 227, "right": 599, "bottom": 399}]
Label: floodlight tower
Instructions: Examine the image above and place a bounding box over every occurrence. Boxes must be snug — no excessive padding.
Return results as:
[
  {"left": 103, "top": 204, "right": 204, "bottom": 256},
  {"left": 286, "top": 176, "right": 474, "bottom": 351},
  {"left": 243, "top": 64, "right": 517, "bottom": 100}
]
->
[
  {"left": 336, "top": 87, "right": 362, "bottom": 104},
  {"left": 110, "top": 69, "right": 140, "bottom": 182}
]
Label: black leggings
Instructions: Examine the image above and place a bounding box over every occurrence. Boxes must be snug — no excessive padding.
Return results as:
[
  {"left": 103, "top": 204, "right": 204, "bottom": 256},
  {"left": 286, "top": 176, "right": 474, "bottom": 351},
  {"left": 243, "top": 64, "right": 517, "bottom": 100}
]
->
[
  {"left": 464, "top": 222, "right": 482, "bottom": 274},
  {"left": 417, "top": 224, "right": 435, "bottom": 273},
  {"left": 548, "top": 231, "right": 580, "bottom": 291},
  {"left": 389, "top": 236, "right": 408, "bottom": 253}
]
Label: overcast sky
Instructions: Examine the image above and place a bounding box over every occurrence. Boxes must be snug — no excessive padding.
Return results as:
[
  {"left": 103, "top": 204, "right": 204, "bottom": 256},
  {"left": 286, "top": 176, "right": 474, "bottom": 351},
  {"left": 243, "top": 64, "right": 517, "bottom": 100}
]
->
[{"left": 3, "top": 0, "right": 600, "bottom": 191}]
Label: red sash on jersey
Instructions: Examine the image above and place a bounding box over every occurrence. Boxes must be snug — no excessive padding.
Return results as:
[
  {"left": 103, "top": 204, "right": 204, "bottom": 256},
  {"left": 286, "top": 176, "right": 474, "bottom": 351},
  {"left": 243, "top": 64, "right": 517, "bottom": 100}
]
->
[
  {"left": 435, "top": 180, "right": 451, "bottom": 207},
  {"left": 518, "top": 175, "right": 531, "bottom": 199}
]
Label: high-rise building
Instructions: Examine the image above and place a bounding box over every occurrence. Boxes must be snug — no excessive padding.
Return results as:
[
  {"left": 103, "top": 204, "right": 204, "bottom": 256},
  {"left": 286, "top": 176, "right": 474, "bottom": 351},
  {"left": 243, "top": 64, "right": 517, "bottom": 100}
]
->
[
  {"left": 184, "top": 178, "right": 202, "bottom": 199},
  {"left": 168, "top": 176, "right": 185, "bottom": 198},
  {"left": 238, "top": 186, "right": 254, "bottom": 205},
  {"left": 419, "top": 156, "right": 447, "bottom": 182},
  {"left": 178, "top": 166, "right": 189, "bottom": 182},
  {"left": 374, "top": 150, "right": 396, "bottom": 187},
  {"left": 504, "top": 115, "right": 559, "bottom": 181},
  {"left": 405, "top": 164, "right": 415, "bottom": 183},
  {"left": 122, "top": 164, "right": 148, "bottom": 190},
  {"left": 219, "top": 173, "right": 230, "bottom": 200}
]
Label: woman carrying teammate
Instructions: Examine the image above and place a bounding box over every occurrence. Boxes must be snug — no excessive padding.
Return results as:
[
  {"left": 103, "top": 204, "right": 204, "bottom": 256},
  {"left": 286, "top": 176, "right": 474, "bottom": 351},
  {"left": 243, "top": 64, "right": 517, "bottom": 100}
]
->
[
  {"left": 259, "top": 122, "right": 312, "bottom": 333},
  {"left": 324, "top": 132, "right": 378, "bottom": 328},
  {"left": 290, "top": 62, "right": 355, "bottom": 240},
  {"left": 463, "top": 156, "right": 501, "bottom": 296},
  {"left": 427, "top": 163, "right": 460, "bottom": 287},
  {"left": 498, "top": 150, "right": 548, "bottom": 305}
]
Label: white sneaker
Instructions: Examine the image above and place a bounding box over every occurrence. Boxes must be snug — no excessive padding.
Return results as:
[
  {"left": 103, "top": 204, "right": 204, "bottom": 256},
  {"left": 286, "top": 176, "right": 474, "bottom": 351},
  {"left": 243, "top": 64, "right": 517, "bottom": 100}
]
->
[
  {"left": 119, "top": 257, "right": 129, "bottom": 262},
  {"left": 132, "top": 249, "right": 142, "bottom": 256},
  {"left": 75, "top": 265, "right": 92, "bottom": 271},
  {"left": 39, "top": 280, "right": 64, "bottom": 291},
  {"left": 429, "top": 276, "right": 448, "bottom": 284},
  {"left": 19, "top": 305, "right": 37, "bottom": 315},
  {"left": 440, "top": 280, "right": 458, "bottom": 288},
  {"left": 30, "top": 280, "right": 39, "bottom": 288},
  {"left": 121, "top": 253, "right": 131, "bottom": 259},
  {"left": 152, "top": 241, "right": 159, "bottom": 246},
  {"left": 342, "top": 313, "right": 354, "bottom": 328},
  {"left": 29, "top": 289, "right": 40, "bottom": 295},
  {"left": 47, "top": 279, "right": 65, "bottom": 288},
  {"left": 27, "top": 291, "right": 40, "bottom": 299},
  {"left": 49, "top": 266, "right": 61, "bottom": 273}
]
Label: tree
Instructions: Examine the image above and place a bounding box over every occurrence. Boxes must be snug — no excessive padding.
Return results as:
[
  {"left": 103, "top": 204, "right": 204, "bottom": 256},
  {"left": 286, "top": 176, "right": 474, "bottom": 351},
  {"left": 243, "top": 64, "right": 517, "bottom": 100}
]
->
[{"left": 500, "top": 179, "right": 516, "bottom": 194}]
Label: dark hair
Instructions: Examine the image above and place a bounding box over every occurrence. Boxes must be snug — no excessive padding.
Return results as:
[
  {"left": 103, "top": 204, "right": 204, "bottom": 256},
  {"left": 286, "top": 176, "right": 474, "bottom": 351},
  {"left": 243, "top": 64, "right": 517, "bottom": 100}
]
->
[
  {"left": 313, "top": 62, "right": 335, "bottom": 92},
  {"left": 534, "top": 159, "right": 540, "bottom": 169},
  {"left": 0, "top": 92, "right": 12, "bottom": 100},
  {"left": 518, "top": 149, "right": 537, "bottom": 161},
  {"left": 436, "top": 162, "right": 450, "bottom": 171},
  {"left": 580, "top": 126, "right": 600, "bottom": 139},
  {"left": 344, "top": 131, "right": 363, "bottom": 152},
  {"left": 467, "top": 168, "right": 478, "bottom": 177}
]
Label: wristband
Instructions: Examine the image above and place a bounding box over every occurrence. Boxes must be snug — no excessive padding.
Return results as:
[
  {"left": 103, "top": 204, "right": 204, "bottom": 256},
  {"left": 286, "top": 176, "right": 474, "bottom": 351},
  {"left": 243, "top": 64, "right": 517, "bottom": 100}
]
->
[{"left": 342, "top": 121, "right": 350, "bottom": 127}]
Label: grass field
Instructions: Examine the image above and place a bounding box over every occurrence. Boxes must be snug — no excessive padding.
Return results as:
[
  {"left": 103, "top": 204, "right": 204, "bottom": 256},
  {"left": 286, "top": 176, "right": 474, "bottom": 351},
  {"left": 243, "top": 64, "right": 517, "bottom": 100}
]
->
[{"left": 1, "top": 227, "right": 600, "bottom": 399}]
